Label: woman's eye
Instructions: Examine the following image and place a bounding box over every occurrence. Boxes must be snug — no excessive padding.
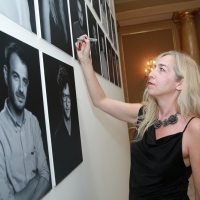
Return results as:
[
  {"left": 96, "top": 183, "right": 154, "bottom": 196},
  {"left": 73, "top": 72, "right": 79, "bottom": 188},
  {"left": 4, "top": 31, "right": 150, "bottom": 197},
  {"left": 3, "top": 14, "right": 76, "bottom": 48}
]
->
[{"left": 160, "top": 67, "right": 165, "bottom": 71}]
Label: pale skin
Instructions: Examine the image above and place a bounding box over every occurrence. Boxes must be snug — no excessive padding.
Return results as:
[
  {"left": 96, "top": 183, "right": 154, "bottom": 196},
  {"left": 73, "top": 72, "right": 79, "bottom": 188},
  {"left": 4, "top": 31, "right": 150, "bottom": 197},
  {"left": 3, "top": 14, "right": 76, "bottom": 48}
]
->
[{"left": 76, "top": 34, "right": 200, "bottom": 199}]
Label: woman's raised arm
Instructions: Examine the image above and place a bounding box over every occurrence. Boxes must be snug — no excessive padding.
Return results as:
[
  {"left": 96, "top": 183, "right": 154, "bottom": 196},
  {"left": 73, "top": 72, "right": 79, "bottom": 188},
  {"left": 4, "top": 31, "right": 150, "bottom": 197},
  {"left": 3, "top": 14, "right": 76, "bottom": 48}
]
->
[{"left": 75, "top": 35, "right": 142, "bottom": 124}]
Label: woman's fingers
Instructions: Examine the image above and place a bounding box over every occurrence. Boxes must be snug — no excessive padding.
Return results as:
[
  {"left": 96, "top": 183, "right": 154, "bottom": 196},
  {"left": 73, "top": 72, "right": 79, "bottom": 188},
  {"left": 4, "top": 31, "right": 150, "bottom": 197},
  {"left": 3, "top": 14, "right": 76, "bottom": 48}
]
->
[{"left": 75, "top": 34, "right": 91, "bottom": 63}]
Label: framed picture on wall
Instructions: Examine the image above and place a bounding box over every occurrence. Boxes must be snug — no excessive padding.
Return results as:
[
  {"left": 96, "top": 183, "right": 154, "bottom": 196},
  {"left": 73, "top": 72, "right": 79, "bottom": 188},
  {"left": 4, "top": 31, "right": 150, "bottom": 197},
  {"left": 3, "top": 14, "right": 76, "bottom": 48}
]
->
[
  {"left": 105, "top": 1, "right": 113, "bottom": 42},
  {"left": 112, "top": 48, "right": 119, "bottom": 86},
  {"left": 69, "top": 0, "right": 88, "bottom": 59},
  {"left": 115, "top": 54, "right": 121, "bottom": 87},
  {"left": 38, "top": 0, "right": 73, "bottom": 56},
  {"left": 106, "top": 37, "right": 114, "bottom": 83},
  {"left": 0, "top": 0, "right": 36, "bottom": 33},
  {"left": 87, "top": 6, "right": 101, "bottom": 75},
  {"left": 100, "top": 0, "right": 107, "bottom": 33},
  {"left": 0, "top": 31, "right": 51, "bottom": 199},
  {"left": 92, "top": 0, "right": 100, "bottom": 19},
  {"left": 43, "top": 53, "right": 83, "bottom": 185},
  {"left": 111, "top": 14, "right": 117, "bottom": 50},
  {"left": 98, "top": 24, "right": 109, "bottom": 80}
]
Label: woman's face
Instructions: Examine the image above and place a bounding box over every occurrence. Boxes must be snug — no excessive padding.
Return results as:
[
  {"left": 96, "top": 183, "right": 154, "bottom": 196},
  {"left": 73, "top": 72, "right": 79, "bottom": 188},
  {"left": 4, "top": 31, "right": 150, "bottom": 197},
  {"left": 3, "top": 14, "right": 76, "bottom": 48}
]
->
[{"left": 147, "top": 55, "right": 181, "bottom": 98}]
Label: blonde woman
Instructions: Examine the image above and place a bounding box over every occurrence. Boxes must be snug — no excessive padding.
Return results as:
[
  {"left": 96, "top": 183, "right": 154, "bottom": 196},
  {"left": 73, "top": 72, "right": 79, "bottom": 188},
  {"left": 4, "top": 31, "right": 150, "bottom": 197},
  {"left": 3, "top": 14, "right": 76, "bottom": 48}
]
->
[{"left": 75, "top": 35, "right": 200, "bottom": 199}]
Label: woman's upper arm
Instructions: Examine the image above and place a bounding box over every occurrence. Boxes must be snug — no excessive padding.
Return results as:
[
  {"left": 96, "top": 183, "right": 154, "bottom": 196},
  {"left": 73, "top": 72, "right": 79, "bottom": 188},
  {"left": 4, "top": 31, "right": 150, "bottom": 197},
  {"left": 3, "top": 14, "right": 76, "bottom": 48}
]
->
[
  {"left": 97, "top": 97, "right": 143, "bottom": 124},
  {"left": 187, "top": 119, "right": 200, "bottom": 199}
]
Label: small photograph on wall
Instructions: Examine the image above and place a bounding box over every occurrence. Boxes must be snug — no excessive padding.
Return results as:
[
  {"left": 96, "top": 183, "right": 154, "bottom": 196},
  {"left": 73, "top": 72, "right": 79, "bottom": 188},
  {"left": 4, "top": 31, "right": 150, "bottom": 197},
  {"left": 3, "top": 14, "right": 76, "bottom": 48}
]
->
[
  {"left": 115, "top": 54, "right": 121, "bottom": 87},
  {"left": 112, "top": 48, "right": 118, "bottom": 86},
  {"left": 111, "top": 14, "right": 117, "bottom": 50},
  {"left": 87, "top": 7, "right": 101, "bottom": 75},
  {"left": 43, "top": 53, "right": 83, "bottom": 185},
  {"left": 106, "top": 37, "right": 114, "bottom": 83},
  {"left": 92, "top": 0, "right": 100, "bottom": 19},
  {"left": 39, "top": 0, "right": 73, "bottom": 56},
  {"left": 106, "top": 1, "right": 113, "bottom": 42},
  {"left": 100, "top": 0, "right": 107, "bottom": 33},
  {"left": 69, "top": 0, "right": 88, "bottom": 59},
  {"left": 0, "top": 0, "right": 36, "bottom": 33},
  {"left": 98, "top": 25, "right": 109, "bottom": 80},
  {"left": 0, "top": 31, "right": 51, "bottom": 199}
]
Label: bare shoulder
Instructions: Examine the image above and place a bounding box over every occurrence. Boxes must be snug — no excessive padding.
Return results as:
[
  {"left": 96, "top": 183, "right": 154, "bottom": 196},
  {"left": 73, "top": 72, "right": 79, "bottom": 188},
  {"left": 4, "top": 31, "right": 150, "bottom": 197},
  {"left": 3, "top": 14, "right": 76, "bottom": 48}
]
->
[
  {"left": 184, "top": 117, "right": 200, "bottom": 148},
  {"left": 184, "top": 117, "right": 200, "bottom": 196},
  {"left": 186, "top": 117, "right": 200, "bottom": 137}
]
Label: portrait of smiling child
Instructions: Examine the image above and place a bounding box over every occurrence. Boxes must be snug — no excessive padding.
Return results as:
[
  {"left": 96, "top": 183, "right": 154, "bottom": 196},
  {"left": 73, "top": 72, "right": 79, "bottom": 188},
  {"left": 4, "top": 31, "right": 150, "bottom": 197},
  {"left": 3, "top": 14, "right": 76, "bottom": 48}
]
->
[{"left": 75, "top": 35, "right": 200, "bottom": 200}]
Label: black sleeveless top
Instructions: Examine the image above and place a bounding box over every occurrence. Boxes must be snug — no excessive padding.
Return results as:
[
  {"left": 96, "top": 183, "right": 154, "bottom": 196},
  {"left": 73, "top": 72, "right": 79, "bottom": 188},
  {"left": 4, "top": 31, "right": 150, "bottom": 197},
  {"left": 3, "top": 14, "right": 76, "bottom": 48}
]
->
[{"left": 129, "top": 108, "right": 193, "bottom": 200}]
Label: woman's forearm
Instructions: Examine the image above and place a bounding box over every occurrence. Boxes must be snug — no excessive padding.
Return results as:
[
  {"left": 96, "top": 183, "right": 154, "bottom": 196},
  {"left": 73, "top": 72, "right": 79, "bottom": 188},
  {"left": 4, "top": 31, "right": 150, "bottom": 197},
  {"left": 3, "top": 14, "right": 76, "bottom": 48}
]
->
[{"left": 81, "top": 60, "right": 106, "bottom": 108}]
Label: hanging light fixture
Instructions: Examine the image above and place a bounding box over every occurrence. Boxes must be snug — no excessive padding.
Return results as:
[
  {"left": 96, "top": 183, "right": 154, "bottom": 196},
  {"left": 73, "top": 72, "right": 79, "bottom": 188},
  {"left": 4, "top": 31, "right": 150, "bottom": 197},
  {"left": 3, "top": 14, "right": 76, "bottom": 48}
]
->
[{"left": 145, "top": 59, "right": 155, "bottom": 76}]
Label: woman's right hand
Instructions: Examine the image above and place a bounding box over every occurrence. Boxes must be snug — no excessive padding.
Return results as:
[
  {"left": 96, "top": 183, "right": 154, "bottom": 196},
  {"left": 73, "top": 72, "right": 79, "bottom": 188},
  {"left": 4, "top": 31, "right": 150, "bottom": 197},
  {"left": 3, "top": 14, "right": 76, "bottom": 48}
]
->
[{"left": 75, "top": 34, "right": 92, "bottom": 66}]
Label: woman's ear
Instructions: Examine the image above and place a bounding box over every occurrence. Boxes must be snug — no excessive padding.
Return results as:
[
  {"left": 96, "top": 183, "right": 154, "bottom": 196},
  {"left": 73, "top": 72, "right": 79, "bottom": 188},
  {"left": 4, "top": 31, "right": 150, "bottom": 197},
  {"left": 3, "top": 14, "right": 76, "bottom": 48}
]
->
[{"left": 176, "top": 79, "right": 184, "bottom": 91}]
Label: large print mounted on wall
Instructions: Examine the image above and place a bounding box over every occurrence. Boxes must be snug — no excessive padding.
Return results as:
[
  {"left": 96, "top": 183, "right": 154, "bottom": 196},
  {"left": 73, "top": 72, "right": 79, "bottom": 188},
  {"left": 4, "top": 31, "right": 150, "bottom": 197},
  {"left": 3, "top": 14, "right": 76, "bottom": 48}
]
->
[
  {"left": 69, "top": 0, "right": 88, "bottom": 59},
  {"left": 106, "top": 37, "right": 114, "bottom": 83},
  {"left": 98, "top": 24, "right": 109, "bottom": 80},
  {"left": 0, "top": 31, "right": 51, "bottom": 199},
  {"left": 87, "top": 6, "right": 101, "bottom": 75},
  {"left": 112, "top": 48, "right": 118, "bottom": 86},
  {"left": 92, "top": 0, "right": 100, "bottom": 19},
  {"left": 0, "top": 0, "right": 36, "bottom": 33},
  {"left": 100, "top": 0, "right": 107, "bottom": 33},
  {"left": 111, "top": 14, "right": 117, "bottom": 50},
  {"left": 43, "top": 53, "right": 83, "bottom": 185},
  {"left": 106, "top": 1, "right": 113, "bottom": 42},
  {"left": 115, "top": 54, "right": 121, "bottom": 87},
  {"left": 39, "top": 0, "right": 73, "bottom": 56}
]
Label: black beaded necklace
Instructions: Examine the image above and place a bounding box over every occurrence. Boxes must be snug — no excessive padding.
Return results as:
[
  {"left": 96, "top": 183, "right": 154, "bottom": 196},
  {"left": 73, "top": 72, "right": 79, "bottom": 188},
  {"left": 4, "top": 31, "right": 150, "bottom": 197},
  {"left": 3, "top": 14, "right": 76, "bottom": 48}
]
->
[{"left": 153, "top": 113, "right": 178, "bottom": 129}]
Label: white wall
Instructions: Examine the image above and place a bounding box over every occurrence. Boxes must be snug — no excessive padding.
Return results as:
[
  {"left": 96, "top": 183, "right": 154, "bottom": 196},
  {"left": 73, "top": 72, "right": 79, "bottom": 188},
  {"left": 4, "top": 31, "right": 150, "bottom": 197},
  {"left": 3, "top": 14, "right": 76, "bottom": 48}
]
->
[{"left": 0, "top": 0, "right": 130, "bottom": 199}]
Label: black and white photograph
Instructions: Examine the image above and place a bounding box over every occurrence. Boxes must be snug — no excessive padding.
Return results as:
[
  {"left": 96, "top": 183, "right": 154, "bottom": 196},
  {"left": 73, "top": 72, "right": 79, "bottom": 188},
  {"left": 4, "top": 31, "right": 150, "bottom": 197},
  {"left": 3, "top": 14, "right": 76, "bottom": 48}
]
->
[
  {"left": 39, "top": 0, "right": 72, "bottom": 56},
  {"left": 112, "top": 48, "right": 118, "bottom": 86},
  {"left": 98, "top": 25, "right": 109, "bottom": 80},
  {"left": 92, "top": 0, "right": 100, "bottom": 19},
  {"left": 69, "top": 0, "right": 88, "bottom": 59},
  {"left": 106, "top": 1, "right": 113, "bottom": 42},
  {"left": 115, "top": 54, "right": 121, "bottom": 87},
  {"left": 43, "top": 53, "right": 83, "bottom": 185},
  {"left": 111, "top": 14, "right": 117, "bottom": 49},
  {"left": 87, "top": 7, "right": 102, "bottom": 75},
  {"left": 100, "top": 0, "right": 107, "bottom": 33},
  {"left": 0, "top": 31, "right": 51, "bottom": 199},
  {"left": 0, "top": 0, "right": 36, "bottom": 33},
  {"left": 106, "top": 37, "right": 114, "bottom": 83}
]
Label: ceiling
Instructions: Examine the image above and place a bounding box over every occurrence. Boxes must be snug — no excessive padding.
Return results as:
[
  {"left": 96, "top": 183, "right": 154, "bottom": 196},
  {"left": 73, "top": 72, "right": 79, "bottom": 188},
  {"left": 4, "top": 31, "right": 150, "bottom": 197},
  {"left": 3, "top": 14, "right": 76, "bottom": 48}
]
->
[
  {"left": 114, "top": 0, "right": 138, "bottom": 4},
  {"left": 114, "top": 0, "right": 200, "bottom": 27}
]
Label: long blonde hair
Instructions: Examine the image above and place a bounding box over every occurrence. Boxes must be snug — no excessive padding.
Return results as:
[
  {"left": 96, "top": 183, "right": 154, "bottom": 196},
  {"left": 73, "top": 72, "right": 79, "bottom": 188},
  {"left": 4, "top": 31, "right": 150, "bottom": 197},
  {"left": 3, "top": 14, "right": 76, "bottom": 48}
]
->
[{"left": 133, "top": 51, "right": 200, "bottom": 142}]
